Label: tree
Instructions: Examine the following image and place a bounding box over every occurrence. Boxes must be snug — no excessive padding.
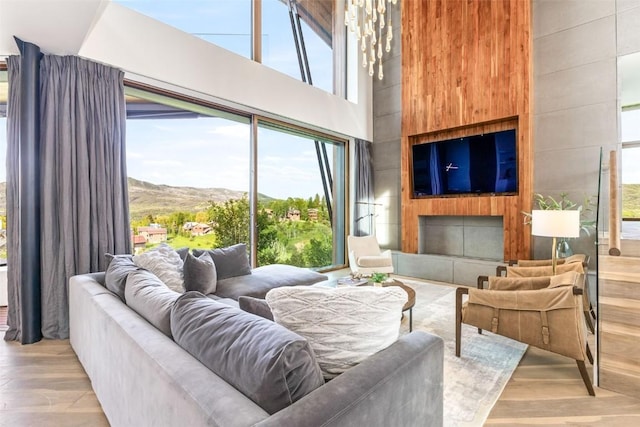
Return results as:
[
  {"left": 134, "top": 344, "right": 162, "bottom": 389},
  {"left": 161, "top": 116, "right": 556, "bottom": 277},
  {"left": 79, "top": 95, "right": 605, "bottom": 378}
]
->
[
  {"left": 302, "top": 236, "right": 332, "bottom": 268},
  {"left": 209, "top": 197, "right": 250, "bottom": 247}
]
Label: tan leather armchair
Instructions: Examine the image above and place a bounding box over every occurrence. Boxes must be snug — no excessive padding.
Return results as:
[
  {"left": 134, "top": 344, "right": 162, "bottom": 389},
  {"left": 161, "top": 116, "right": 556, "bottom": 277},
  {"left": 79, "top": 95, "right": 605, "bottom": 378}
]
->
[
  {"left": 455, "top": 271, "right": 595, "bottom": 396},
  {"left": 494, "top": 255, "right": 596, "bottom": 334},
  {"left": 347, "top": 235, "right": 394, "bottom": 276}
]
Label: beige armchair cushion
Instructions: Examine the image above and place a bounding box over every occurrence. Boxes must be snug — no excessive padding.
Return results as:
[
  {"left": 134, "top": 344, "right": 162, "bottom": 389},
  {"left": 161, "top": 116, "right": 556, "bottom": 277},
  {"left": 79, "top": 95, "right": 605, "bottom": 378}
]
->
[
  {"left": 347, "top": 235, "right": 394, "bottom": 275},
  {"left": 506, "top": 261, "right": 584, "bottom": 278},
  {"left": 516, "top": 254, "right": 587, "bottom": 267},
  {"left": 463, "top": 272, "right": 587, "bottom": 361}
]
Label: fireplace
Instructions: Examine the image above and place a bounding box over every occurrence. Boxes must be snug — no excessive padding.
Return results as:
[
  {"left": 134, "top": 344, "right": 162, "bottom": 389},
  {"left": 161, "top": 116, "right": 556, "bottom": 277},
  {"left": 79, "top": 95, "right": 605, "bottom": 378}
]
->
[{"left": 418, "top": 215, "right": 504, "bottom": 261}]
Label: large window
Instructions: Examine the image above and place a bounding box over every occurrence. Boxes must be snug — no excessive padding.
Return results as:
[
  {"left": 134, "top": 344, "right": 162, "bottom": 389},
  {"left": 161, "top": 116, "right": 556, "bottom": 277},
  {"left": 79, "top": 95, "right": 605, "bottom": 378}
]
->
[
  {"left": 262, "top": 0, "right": 334, "bottom": 93},
  {"left": 125, "top": 87, "right": 346, "bottom": 270},
  {"left": 115, "top": 0, "right": 252, "bottom": 58},
  {"left": 256, "top": 122, "right": 345, "bottom": 268},
  {"left": 125, "top": 88, "right": 251, "bottom": 254},
  {"left": 116, "top": 0, "right": 336, "bottom": 94},
  {"left": 621, "top": 108, "right": 640, "bottom": 222}
]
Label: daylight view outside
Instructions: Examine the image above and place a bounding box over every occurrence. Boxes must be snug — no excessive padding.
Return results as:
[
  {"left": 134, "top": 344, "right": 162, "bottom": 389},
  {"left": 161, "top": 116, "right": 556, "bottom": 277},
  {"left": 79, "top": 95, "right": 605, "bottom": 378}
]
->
[{"left": 125, "top": 88, "right": 344, "bottom": 269}]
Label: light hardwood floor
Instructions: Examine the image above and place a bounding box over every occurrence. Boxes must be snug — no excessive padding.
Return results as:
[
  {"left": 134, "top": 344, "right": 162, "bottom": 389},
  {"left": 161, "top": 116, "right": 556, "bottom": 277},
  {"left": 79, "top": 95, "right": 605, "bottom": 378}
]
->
[{"left": 2, "top": 292, "right": 640, "bottom": 426}]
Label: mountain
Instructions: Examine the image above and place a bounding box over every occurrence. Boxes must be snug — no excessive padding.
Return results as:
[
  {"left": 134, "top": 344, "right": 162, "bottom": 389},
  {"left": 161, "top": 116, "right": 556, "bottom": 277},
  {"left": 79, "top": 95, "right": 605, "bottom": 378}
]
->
[
  {"left": 128, "top": 177, "right": 270, "bottom": 219},
  {"left": 0, "top": 179, "right": 275, "bottom": 219}
]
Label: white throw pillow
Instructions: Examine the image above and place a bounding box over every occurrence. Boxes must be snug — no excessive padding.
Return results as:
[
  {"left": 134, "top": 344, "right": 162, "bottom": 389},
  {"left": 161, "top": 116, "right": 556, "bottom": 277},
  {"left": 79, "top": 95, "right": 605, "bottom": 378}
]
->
[
  {"left": 133, "top": 243, "right": 184, "bottom": 292},
  {"left": 265, "top": 285, "right": 408, "bottom": 379}
]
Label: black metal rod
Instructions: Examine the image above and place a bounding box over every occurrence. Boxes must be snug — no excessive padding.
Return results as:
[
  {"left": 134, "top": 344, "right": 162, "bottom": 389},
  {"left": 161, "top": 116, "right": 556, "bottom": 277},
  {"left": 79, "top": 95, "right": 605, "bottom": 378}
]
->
[
  {"left": 287, "top": 0, "right": 307, "bottom": 83},
  {"left": 15, "top": 36, "right": 43, "bottom": 344},
  {"left": 287, "top": 0, "right": 333, "bottom": 222},
  {"left": 321, "top": 143, "right": 333, "bottom": 192},
  {"left": 292, "top": 0, "right": 313, "bottom": 86},
  {"left": 314, "top": 141, "right": 333, "bottom": 222}
]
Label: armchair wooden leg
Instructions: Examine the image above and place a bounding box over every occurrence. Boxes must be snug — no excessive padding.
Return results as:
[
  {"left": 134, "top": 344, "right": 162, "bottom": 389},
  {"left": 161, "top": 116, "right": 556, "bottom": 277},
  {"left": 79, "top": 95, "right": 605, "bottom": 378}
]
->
[
  {"left": 476, "top": 277, "right": 488, "bottom": 335},
  {"left": 455, "top": 287, "right": 468, "bottom": 357},
  {"left": 576, "top": 360, "right": 596, "bottom": 396},
  {"left": 584, "top": 310, "right": 595, "bottom": 334},
  {"left": 586, "top": 343, "right": 594, "bottom": 365}
]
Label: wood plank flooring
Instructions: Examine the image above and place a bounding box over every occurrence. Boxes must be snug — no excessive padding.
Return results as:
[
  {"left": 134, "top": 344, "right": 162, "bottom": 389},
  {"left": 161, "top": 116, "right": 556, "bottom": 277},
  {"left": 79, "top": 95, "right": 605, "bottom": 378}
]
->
[{"left": 3, "top": 285, "right": 640, "bottom": 426}]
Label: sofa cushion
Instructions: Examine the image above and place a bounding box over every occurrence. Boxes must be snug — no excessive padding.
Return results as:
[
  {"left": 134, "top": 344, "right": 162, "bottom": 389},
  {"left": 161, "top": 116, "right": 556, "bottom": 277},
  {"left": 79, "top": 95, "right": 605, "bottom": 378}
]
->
[
  {"left": 133, "top": 243, "right": 184, "bottom": 292},
  {"left": 171, "top": 292, "right": 324, "bottom": 415},
  {"left": 266, "top": 285, "right": 408, "bottom": 379},
  {"left": 105, "top": 253, "right": 139, "bottom": 301},
  {"left": 183, "top": 251, "right": 217, "bottom": 294},
  {"left": 238, "top": 296, "right": 274, "bottom": 321},
  {"left": 214, "top": 264, "right": 328, "bottom": 300},
  {"left": 193, "top": 243, "right": 251, "bottom": 280},
  {"left": 124, "top": 269, "right": 181, "bottom": 337}
]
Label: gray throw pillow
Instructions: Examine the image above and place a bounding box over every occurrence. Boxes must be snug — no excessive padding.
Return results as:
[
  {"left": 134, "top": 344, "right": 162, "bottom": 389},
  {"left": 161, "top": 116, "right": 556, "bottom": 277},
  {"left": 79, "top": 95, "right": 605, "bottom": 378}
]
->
[
  {"left": 171, "top": 292, "right": 324, "bottom": 414},
  {"left": 105, "top": 253, "right": 139, "bottom": 301},
  {"left": 193, "top": 243, "right": 251, "bottom": 280},
  {"left": 124, "top": 269, "right": 181, "bottom": 338},
  {"left": 238, "top": 296, "right": 274, "bottom": 321},
  {"left": 133, "top": 243, "right": 184, "bottom": 292},
  {"left": 175, "top": 247, "right": 190, "bottom": 262},
  {"left": 183, "top": 251, "right": 217, "bottom": 295}
]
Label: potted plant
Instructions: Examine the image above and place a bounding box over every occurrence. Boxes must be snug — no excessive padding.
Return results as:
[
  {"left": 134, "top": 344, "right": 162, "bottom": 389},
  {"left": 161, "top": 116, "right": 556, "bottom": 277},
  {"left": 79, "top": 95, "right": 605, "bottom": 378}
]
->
[
  {"left": 523, "top": 193, "right": 596, "bottom": 257},
  {"left": 369, "top": 272, "right": 389, "bottom": 287}
]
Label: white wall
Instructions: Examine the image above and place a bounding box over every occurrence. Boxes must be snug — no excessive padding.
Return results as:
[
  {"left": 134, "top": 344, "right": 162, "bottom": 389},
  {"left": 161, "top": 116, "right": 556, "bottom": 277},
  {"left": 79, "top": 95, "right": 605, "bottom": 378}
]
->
[{"left": 0, "top": 0, "right": 372, "bottom": 140}]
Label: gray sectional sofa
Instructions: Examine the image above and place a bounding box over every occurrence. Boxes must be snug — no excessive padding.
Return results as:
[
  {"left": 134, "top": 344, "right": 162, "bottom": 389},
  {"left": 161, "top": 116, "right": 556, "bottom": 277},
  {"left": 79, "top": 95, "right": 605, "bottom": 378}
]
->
[{"left": 69, "top": 270, "right": 444, "bottom": 427}]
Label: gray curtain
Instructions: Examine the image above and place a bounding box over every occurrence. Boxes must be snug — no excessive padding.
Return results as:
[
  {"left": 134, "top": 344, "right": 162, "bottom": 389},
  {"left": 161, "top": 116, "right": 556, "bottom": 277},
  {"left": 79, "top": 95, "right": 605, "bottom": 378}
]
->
[
  {"left": 5, "top": 55, "right": 131, "bottom": 340},
  {"left": 4, "top": 56, "right": 22, "bottom": 342},
  {"left": 353, "top": 138, "right": 374, "bottom": 236}
]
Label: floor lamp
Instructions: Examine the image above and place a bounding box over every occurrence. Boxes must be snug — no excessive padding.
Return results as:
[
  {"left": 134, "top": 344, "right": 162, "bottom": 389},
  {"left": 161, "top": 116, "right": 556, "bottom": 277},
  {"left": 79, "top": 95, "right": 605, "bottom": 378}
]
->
[{"left": 532, "top": 210, "right": 581, "bottom": 274}]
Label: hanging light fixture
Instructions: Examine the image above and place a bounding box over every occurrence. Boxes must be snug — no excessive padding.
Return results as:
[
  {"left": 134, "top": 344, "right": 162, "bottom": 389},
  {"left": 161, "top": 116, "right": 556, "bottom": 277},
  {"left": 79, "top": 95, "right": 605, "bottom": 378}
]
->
[{"left": 345, "top": 0, "right": 398, "bottom": 80}]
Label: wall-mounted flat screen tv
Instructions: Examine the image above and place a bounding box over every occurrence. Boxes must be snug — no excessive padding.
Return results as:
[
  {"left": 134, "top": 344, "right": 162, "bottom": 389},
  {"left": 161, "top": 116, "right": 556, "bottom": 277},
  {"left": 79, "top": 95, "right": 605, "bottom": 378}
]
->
[{"left": 412, "top": 129, "right": 517, "bottom": 197}]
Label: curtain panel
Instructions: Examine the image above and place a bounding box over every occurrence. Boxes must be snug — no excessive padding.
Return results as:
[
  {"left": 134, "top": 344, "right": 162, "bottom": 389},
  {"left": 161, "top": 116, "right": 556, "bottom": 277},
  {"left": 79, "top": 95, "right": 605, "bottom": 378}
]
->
[
  {"left": 5, "top": 54, "right": 131, "bottom": 341},
  {"left": 353, "top": 138, "right": 374, "bottom": 236},
  {"left": 4, "top": 56, "right": 23, "bottom": 342}
]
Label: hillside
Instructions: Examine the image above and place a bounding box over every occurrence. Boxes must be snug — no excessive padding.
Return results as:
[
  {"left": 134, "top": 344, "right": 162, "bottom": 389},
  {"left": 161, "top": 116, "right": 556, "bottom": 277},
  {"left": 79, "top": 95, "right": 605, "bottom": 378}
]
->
[
  {"left": 623, "top": 183, "right": 640, "bottom": 218},
  {"left": 127, "top": 177, "right": 249, "bottom": 218},
  {"left": 0, "top": 179, "right": 275, "bottom": 219}
]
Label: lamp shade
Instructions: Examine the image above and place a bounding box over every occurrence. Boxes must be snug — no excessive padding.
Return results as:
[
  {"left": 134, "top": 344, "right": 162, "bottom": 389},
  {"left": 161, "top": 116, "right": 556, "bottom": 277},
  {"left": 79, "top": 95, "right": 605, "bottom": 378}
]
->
[{"left": 531, "top": 210, "right": 580, "bottom": 238}]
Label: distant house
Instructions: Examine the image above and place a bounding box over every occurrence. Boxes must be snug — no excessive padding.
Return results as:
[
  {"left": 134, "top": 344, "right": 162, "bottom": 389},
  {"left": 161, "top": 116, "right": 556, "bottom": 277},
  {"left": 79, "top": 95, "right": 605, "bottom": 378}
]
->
[
  {"left": 183, "top": 222, "right": 198, "bottom": 231},
  {"left": 191, "top": 223, "right": 212, "bottom": 236},
  {"left": 137, "top": 226, "right": 167, "bottom": 244},
  {"left": 286, "top": 209, "right": 301, "bottom": 221},
  {"left": 308, "top": 208, "right": 319, "bottom": 221},
  {"left": 132, "top": 234, "right": 147, "bottom": 253}
]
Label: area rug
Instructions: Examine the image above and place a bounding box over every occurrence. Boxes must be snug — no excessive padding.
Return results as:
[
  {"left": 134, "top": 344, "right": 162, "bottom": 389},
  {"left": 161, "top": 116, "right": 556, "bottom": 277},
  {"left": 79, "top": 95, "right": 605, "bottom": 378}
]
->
[{"left": 398, "top": 278, "right": 527, "bottom": 427}]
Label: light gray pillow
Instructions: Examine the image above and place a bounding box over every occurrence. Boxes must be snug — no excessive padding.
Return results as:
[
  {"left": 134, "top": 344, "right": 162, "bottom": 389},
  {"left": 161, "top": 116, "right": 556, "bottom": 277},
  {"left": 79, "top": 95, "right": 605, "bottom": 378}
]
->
[
  {"left": 124, "top": 269, "right": 180, "bottom": 338},
  {"left": 133, "top": 243, "right": 184, "bottom": 292},
  {"left": 104, "top": 253, "right": 138, "bottom": 301},
  {"left": 171, "top": 292, "right": 324, "bottom": 415},
  {"left": 266, "top": 285, "right": 408, "bottom": 379},
  {"left": 193, "top": 243, "right": 251, "bottom": 280},
  {"left": 183, "top": 251, "right": 217, "bottom": 295}
]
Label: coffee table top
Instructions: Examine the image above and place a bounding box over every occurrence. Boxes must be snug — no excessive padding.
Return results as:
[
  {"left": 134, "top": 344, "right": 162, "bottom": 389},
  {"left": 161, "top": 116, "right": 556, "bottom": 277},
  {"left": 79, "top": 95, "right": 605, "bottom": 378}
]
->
[{"left": 382, "top": 279, "right": 416, "bottom": 312}]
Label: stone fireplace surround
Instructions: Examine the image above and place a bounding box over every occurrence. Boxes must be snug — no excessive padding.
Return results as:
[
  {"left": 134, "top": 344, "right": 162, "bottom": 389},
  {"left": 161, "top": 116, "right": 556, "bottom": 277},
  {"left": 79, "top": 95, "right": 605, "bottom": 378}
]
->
[
  {"left": 390, "top": 215, "right": 505, "bottom": 287},
  {"left": 418, "top": 215, "right": 504, "bottom": 261}
]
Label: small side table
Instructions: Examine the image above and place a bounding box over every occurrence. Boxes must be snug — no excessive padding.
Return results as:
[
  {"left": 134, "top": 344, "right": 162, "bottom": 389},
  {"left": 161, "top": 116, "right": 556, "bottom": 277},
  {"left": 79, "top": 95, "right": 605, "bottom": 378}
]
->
[{"left": 382, "top": 280, "right": 416, "bottom": 332}]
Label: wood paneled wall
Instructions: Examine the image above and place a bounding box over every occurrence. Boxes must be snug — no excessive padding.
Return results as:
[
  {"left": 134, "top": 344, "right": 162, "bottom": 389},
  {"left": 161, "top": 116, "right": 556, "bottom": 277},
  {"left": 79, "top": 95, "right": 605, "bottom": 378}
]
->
[
  {"left": 599, "top": 256, "right": 640, "bottom": 398},
  {"left": 401, "top": 0, "right": 532, "bottom": 260}
]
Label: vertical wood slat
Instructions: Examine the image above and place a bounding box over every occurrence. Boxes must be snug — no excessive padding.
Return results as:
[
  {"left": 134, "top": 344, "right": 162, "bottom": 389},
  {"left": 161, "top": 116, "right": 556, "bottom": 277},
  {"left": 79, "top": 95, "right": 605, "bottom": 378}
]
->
[
  {"left": 401, "top": 0, "right": 532, "bottom": 261},
  {"left": 599, "top": 255, "right": 640, "bottom": 398}
]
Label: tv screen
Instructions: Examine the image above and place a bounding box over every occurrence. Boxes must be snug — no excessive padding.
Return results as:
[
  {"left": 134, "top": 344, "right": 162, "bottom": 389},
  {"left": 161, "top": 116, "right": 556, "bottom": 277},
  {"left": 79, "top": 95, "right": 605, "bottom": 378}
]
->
[{"left": 412, "top": 129, "right": 517, "bottom": 197}]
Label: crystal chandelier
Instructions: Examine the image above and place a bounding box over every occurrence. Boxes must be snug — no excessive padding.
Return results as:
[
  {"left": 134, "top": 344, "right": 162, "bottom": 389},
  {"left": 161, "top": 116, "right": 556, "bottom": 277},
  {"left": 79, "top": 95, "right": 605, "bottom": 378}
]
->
[{"left": 344, "top": 0, "right": 398, "bottom": 80}]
